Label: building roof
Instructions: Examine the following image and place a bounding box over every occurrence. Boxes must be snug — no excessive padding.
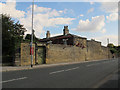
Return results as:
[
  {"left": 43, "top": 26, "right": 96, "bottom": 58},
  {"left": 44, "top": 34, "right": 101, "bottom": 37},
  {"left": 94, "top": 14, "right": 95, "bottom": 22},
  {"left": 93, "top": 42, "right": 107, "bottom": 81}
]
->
[
  {"left": 87, "top": 39, "right": 101, "bottom": 43},
  {"left": 39, "top": 34, "right": 87, "bottom": 42}
]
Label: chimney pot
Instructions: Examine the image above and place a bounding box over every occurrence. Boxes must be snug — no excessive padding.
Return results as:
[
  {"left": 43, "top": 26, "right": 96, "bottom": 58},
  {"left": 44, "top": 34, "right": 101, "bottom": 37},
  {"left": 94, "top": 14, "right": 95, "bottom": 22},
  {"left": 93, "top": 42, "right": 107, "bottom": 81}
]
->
[
  {"left": 46, "top": 31, "right": 50, "bottom": 38},
  {"left": 63, "top": 26, "right": 69, "bottom": 35}
]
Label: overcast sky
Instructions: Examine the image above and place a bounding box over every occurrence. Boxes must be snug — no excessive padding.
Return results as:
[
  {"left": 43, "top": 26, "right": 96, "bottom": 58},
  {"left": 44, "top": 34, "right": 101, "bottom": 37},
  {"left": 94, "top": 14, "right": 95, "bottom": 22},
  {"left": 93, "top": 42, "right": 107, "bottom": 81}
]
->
[{"left": 0, "top": 0, "right": 119, "bottom": 46}]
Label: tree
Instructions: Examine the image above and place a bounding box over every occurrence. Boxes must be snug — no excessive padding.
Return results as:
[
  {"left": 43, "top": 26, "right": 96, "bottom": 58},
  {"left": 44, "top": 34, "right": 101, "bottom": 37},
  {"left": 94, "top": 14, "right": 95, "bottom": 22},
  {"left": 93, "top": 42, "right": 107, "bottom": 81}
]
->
[
  {"left": 118, "top": 46, "right": 120, "bottom": 53},
  {"left": 2, "top": 14, "right": 27, "bottom": 64},
  {"left": 107, "top": 43, "right": 114, "bottom": 48},
  {"left": 25, "top": 33, "right": 40, "bottom": 43},
  {"left": 107, "top": 43, "right": 120, "bottom": 57},
  {"left": 110, "top": 48, "right": 117, "bottom": 54}
]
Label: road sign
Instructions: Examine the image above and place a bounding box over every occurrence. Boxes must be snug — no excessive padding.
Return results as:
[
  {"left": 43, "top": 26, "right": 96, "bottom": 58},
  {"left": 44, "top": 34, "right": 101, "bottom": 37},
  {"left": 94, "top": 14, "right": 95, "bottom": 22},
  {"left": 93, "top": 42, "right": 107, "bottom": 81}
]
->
[{"left": 30, "top": 47, "right": 34, "bottom": 55}]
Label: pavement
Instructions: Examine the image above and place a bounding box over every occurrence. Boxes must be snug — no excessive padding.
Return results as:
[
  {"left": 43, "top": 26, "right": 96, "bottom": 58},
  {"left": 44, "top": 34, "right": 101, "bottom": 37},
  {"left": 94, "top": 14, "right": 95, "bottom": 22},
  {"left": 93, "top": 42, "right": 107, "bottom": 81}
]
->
[
  {"left": 1, "top": 59, "right": 109, "bottom": 72},
  {"left": 1, "top": 58, "right": 119, "bottom": 88}
]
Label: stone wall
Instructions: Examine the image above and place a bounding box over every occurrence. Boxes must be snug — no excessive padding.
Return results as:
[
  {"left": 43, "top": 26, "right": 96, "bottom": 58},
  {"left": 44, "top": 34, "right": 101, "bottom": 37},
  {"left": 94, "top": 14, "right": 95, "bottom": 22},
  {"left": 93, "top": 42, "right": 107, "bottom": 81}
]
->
[
  {"left": 15, "top": 43, "right": 47, "bottom": 66},
  {"left": 46, "top": 42, "right": 113, "bottom": 64},
  {"left": 15, "top": 42, "right": 113, "bottom": 66},
  {"left": 20, "top": 43, "right": 35, "bottom": 66},
  {"left": 15, "top": 43, "right": 36, "bottom": 66},
  {"left": 74, "top": 37, "right": 87, "bottom": 47},
  {"left": 86, "top": 40, "right": 113, "bottom": 61},
  {"left": 46, "top": 44, "right": 87, "bottom": 64}
]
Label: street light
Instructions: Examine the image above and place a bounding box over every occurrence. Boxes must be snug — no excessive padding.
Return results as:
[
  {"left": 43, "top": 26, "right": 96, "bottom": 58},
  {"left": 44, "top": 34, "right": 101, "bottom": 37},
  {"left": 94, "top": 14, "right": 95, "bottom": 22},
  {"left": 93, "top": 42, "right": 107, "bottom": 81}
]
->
[
  {"left": 107, "top": 38, "right": 109, "bottom": 60},
  {"left": 30, "top": 0, "right": 34, "bottom": 67}
]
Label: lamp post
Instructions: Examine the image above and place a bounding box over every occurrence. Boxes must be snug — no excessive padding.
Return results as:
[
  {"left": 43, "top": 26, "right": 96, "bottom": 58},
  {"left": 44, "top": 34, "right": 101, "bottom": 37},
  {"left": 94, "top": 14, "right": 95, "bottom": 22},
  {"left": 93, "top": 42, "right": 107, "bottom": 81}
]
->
[
  {"left": 107, "top": 38, "right": 109, "bottom": 60},
  {"left": 30, "top": 0, "right": 34, "bottom": 67}
]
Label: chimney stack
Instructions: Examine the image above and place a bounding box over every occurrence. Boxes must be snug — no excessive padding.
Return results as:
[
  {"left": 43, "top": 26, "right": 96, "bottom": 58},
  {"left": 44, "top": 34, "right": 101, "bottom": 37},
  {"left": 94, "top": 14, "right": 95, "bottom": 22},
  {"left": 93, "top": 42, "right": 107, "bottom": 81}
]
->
[
  {"left": 46, "top": 31, "right": 50, "bottom": 38},
  {"left": 63, "top": 26, "right": 69, "bottom": 35}
]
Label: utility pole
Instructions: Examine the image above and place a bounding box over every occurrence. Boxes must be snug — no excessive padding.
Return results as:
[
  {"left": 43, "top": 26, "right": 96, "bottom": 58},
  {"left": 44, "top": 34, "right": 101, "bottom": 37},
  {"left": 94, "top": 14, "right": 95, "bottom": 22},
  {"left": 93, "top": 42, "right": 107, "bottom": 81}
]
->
[
  {"left": 107, "top": 38, "right": 109, "bottom": 59},
  {"left": 30, "top": 0, "right": 34, "bottom": 67}
]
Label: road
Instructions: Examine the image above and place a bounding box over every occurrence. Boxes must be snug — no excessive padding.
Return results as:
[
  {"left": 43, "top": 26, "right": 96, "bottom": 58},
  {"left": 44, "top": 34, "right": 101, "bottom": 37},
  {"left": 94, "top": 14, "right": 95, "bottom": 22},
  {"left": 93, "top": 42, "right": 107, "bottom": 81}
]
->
[{"left": 2, "top": 59, "right": 119, "bottom": 88}]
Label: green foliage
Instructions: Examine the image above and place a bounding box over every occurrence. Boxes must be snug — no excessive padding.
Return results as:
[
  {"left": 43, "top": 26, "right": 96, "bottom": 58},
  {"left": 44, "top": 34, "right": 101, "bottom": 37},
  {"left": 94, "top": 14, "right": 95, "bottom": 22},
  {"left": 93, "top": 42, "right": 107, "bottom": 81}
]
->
[
  {"left": 110, "top": 48, "right": 117, "bottom": 54},
  {"left": 25, "top": 34, "right": 31, "bottom": 40},
  {"left": 118, "top": 46, "right": 120, "bottom": 53},
  {"left": 107, "top": 43, "right": 114, "bottom": 48},
  {"left": 2, "top": 14, "right": 27, "bottom": 63},
  {"left": 25, "top": 33, "right": 40, "bottom": 43},
  {"left": 108, "top": 43, "right": 120, "bottom": 57}
]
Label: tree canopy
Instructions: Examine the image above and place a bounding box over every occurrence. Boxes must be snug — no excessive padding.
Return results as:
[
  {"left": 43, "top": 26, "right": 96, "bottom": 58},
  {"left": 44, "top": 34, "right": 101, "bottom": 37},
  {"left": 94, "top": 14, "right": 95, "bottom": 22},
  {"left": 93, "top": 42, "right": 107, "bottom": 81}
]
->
[
  {"left": 107, "top": 43, "right": 120, "bottom": 57},
  {"left": 107, "top": 43, "right": 114, "bottom": 48},
  {"left": 2, "top": 14, "right": 27, "bottom": 64},
  {"left": 25, "top": 33, "right": 40, "bottom": 43}
]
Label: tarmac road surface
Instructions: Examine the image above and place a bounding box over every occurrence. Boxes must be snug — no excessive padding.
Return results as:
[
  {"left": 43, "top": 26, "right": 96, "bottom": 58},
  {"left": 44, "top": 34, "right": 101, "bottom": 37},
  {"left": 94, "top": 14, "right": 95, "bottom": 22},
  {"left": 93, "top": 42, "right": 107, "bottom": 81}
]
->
[{"left": 2, "top": 58, "right": 119, "bottom": 88}]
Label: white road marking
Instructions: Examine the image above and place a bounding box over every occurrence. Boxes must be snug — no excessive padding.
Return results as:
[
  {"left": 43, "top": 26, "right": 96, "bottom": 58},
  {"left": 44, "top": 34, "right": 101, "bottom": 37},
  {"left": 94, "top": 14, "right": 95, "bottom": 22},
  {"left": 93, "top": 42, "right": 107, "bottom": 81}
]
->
[
  {"left": 49, "top": 70, "right": 65, "bottom": 74},
  {"left": 86, "top": 63, "right": 100, "bottom": 67},
  {"left": 49, "top": 67, "right": 79, "bottom": 74},
  {"left": 86, "top": 64, "right": 94, "bottom": 67},
  {"left": 65, "top": 67, "right": 79, "bottom": 71},
  {"left": 0, "top": 77, "right": 27, "bottom": 84}
]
